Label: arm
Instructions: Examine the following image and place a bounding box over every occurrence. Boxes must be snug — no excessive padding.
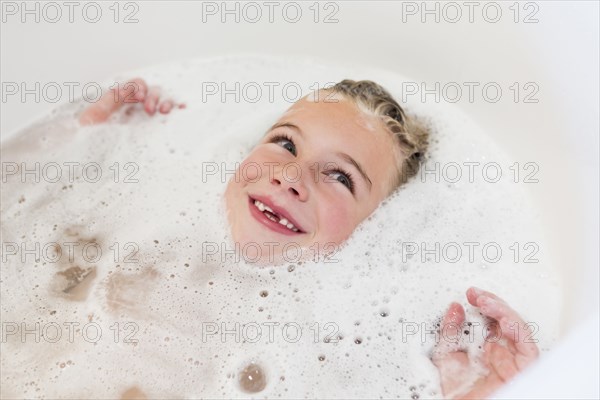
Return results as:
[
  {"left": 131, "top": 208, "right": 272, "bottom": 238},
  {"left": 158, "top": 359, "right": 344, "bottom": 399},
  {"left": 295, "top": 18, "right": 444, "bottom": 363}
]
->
[{"left": 1, "top": 78, "right": 183, "bottom": 172}]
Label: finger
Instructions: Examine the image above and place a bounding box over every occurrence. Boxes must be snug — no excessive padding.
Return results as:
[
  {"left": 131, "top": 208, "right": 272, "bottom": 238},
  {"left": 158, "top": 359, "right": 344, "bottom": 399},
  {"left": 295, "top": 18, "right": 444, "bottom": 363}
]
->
[
  {"left": 79, "top": 89, "right": 123, "bottom": 125},
  {"left": 488, "top": 342, "right": 519, "bottom": 382},
  {"left": 482, "top": 340, "right": 494, "bottom": 364},
  {"left": 478, "top": 298, "right": 539, "bottom": 369},
  {"left": 158, "top": 100, "right": 174, "bottom": 114},
  {"left": 79, "top": 78, "right": 148, "bottom": 125},
  {"left": 499, "top": 317, "right": 539, "bottom": 370},
  {"left": 144, "top": 90, "right": 160, "bottom": 115},
  {"left": 476, "top": 295, "right": 524, "bottom": 328},
  {"left": 119, "top": 78, "right": 147, "bottom": 103},
  {"left": 432, "top": 302, "right": 466, "bottom": 363},
  {"left": 466, "top": 286, "right": 505, "bottom": 307},
  {"left": 442, "top": 302, "right": 466, "bottom": 340}
]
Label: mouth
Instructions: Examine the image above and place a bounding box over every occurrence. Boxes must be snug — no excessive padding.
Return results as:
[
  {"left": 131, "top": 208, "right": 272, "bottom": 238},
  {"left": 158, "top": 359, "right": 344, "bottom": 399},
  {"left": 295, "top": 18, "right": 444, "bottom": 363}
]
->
[{"left": 248, "top": 194, "right": 306, "bottom": 236}]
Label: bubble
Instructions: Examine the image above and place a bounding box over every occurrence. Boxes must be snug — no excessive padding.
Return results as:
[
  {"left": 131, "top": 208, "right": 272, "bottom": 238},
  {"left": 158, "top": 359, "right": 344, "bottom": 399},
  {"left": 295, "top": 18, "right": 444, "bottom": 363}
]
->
[
  {"left": 318, "top": 355, "right": 326, "bottom": 361},
  {"left": 238, "top": 362, "right": 267, "bottom": 394},
  {"left": 259, "top": 290, "right": 269, "bottom": 298},
  {"left": 354, "top": 338, "right": 363, "bottom": 345}
]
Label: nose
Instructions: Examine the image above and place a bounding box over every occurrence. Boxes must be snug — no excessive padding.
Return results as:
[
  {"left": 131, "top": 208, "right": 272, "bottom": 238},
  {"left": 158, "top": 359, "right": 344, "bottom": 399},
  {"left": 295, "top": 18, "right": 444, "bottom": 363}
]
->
[{"left": 271, "top": 166, "right": 309, "bottom": 202}]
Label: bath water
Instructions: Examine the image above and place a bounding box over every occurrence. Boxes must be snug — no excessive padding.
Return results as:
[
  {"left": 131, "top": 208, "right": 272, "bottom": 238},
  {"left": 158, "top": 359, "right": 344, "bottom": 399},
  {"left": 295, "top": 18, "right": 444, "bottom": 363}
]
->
[{"left": 0, "top": 55, "right": 561, "bottom": 399}]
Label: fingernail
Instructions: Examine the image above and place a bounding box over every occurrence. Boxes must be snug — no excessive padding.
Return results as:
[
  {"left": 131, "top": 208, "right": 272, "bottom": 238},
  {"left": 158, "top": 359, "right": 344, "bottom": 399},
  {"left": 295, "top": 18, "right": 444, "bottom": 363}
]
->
[{"left": 471, "top": 287, "right": 483, "bottom": 296}]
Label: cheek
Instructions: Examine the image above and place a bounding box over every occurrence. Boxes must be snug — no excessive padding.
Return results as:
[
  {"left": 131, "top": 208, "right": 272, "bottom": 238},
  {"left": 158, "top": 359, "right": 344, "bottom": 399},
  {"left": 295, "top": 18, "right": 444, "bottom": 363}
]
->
[
  {"left": 229, "top": 154, "right": 262, "bottom": 188},
  {"left": 315, "top": 196, "right": 357, "bottom": 243},
  {"left": 238, "top": 159, "right": 261, "bottom": 182},
  {"left": 225, "top": 152, "right": 264, "bottom": 210}
]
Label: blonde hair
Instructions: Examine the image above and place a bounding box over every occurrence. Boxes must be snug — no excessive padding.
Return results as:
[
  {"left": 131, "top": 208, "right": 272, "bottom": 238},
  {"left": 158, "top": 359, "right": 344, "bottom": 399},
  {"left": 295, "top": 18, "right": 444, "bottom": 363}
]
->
[{"left": 327, "top": 79, "right": 429, "bottom": 193}]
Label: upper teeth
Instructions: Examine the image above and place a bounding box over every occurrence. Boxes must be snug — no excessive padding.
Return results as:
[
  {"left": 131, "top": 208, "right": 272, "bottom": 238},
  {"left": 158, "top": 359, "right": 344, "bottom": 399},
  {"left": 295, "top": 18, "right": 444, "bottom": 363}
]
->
[{"left": 254, "top": 200, "right": 300, "bottom": 232}]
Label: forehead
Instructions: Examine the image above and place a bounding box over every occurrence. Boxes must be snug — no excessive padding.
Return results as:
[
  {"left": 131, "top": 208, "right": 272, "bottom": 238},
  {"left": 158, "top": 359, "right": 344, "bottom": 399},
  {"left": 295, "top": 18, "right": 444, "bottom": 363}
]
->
[
  {"left": 279, "top": 95, "right": 388, "bottom": 143},
  {"left": 275, "top": 95, "right": 399, "bottom": 196}
]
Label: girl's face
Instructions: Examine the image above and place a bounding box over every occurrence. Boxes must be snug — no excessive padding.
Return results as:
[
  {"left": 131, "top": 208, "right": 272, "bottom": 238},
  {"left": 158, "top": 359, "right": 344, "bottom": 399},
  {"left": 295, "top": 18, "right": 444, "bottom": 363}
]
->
[{"left": 224, "top": 94, "right": 399, "bottom": 263}]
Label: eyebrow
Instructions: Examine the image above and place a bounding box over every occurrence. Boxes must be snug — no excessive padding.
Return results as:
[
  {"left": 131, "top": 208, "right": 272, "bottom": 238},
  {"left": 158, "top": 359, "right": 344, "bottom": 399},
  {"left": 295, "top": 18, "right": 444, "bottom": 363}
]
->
[
  {"left": 336, "top": 152, "right": 373, "bottom": 190},
  {"left": 268, "top": 122, "right": 373, "bottom": 191},
  {"left": 268, "top": 122, "right": 298, "bottom": 133}
]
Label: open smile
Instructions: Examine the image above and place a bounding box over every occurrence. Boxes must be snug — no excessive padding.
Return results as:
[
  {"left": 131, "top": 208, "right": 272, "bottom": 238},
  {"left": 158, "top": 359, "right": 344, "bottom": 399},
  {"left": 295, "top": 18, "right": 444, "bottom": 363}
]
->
[{"left": 247, "top": 195, "right": 305, "bottom": 236}]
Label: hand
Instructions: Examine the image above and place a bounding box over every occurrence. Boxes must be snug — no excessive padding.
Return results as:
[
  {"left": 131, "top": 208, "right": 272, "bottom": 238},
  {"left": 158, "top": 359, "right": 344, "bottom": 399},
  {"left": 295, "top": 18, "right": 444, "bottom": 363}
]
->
[
  {"left": 78, "top": 78, "right": 184, "bottom": 126},
  {"left": 432, "top": 287, "right": 539, "bottom": 399}
]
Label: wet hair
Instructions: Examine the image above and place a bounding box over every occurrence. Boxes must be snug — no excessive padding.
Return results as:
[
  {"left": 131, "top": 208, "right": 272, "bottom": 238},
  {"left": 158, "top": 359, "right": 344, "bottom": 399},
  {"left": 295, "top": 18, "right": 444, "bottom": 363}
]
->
[{"left": 327, "top": 79, "right": 429, "bottom": 193}]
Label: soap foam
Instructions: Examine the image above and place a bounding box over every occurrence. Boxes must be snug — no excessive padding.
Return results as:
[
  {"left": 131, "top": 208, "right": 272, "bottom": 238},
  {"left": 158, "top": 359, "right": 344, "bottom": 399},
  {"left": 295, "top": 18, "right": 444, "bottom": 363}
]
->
[{"left": 0, "top": 55, "right": 561, "bottom": 399}]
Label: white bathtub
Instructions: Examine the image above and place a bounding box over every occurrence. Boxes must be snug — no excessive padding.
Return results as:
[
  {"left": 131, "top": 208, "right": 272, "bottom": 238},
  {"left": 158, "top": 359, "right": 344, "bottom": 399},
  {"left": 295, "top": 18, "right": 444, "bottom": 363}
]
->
[{"left": 1, "top": 1, "right": 598, "bottom": 398}]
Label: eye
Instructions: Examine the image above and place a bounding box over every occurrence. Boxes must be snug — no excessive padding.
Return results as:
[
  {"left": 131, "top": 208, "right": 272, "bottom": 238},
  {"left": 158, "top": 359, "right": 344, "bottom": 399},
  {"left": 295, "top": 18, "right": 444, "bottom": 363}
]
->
[
  {"left": 269, "top": 133, "right": 297, "bottom": 156},
  {"left": 323, "top": 169, "right": 355, "bottom": 194}
]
